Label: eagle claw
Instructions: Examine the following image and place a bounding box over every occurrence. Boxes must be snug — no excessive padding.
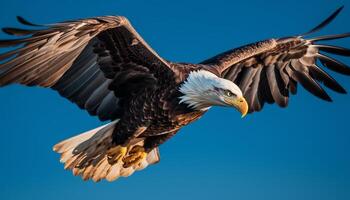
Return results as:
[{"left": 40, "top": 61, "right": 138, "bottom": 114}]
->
[
  {"left": 107, "top": 145, "right": 127, "bottom": 164},
  {"left": 123, "top": 145, "right": 147, "bottom": 168}
]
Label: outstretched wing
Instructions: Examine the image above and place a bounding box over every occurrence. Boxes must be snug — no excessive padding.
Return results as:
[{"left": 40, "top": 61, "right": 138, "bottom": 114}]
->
[
  {"left": 202, "top": 6, "right": 350, "bottom": 113},
  {"left": 0, "top": 16, "right": 176, "bottom": 121}
]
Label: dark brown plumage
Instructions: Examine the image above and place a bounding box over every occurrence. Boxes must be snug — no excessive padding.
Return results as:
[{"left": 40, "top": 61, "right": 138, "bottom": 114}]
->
[{"left": 0, "top": 7, "right": 349, "bottom": 181}]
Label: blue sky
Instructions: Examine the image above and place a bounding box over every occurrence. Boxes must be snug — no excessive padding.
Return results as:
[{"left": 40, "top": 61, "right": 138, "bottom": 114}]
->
[{"left": 0, "top": 0, "right": 350, "bottom": 200}]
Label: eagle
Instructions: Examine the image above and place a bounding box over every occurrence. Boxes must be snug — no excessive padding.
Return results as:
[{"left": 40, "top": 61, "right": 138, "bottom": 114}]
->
[{"left": 0, "top": 7, "right": 349, "bottom": 182}]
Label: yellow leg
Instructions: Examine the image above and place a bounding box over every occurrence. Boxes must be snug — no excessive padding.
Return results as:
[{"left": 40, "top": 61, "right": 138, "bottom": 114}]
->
[
  {"left": 107, "top": 145, "right": 127, "bottom": 164},
  {"left": 122, "top": 145, "right": 148, "bottom": 168}
]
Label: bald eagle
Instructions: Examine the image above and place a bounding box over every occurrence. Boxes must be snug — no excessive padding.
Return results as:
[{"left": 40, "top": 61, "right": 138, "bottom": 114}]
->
[{"left": 0, "top": 7, "right": 349, "bottom": 182}]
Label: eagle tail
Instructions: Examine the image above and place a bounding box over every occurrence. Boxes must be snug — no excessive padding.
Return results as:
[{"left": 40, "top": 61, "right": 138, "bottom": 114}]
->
[{"left": 53, "top": 120, "right": 160, "bottom": 182}]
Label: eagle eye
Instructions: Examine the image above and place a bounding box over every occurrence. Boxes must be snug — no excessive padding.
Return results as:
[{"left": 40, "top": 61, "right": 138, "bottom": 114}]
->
[{"left": 225, "top": 90, "right": 235, "bottom": 97}]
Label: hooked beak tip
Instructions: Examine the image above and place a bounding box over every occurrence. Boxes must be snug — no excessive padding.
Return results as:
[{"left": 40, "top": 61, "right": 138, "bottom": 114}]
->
[{"left": 236, "top": 97, "right": 249, "bottom": 118}]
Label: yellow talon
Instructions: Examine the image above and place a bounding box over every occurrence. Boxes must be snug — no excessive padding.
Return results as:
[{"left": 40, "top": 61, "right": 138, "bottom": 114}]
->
[
  {"left": 107, "top": 145, "right": 127, "bottom": 164},
  {"left": 123, "top": 145, "right": 148, "bottom": 168}
]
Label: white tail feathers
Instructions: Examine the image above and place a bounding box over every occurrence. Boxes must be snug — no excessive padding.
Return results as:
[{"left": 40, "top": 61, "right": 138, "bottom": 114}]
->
[{"left": 53, "top": 120, "right": 160, "bottom": 182}]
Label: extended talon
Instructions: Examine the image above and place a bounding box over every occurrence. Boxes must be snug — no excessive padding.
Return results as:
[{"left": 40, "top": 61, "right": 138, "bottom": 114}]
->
[
  {"left": 123, "top": 145, "right": 148, "bottom": 168},
  {"left": 107, "top": 145, "right": 127, "bottom": 164}
]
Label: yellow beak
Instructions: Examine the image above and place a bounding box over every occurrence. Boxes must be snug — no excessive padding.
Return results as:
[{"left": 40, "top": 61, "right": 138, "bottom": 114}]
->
[{"left": 224, "top": 96, "right": 249, "bottom": 118}]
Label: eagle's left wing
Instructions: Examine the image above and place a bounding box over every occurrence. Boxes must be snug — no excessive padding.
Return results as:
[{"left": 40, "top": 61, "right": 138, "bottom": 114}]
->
[{"left": 202, "top": 7, "right": 350, "bottom": 113}]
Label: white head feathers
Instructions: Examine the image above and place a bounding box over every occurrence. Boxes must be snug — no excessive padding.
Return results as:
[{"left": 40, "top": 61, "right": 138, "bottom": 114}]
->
[{"left": 179, "top": 70, "right": 243, "bottom": 110}]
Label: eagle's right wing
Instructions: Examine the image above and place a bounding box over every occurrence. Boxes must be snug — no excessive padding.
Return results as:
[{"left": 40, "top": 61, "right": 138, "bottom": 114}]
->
[{"left": 0, "top": 16, "right": 176, "bottom": 121}]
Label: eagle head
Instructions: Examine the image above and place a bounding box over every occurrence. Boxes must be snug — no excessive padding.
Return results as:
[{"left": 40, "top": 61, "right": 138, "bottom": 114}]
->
[{"left": 179, "top": 70, "right": 248, "bottom": 117}]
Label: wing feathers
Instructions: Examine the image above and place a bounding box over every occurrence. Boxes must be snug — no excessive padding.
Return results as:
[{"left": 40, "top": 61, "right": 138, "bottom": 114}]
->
[
  {"left": 258, "top": 68, "right": 274, "bottom": 104},
  {"left": 309, "top": 64, "right": 346, "bottom": 94},
  {"left": 97, "top": 92, "right": 119, "bottom": 121},
  {"left": 310, "top": 33, "right": 350, "bottom": 42},
  {"left": 2, "top": 27, "right": 42, "bottom": 36},
  {"left": 266, "top": 65, "right": 288, "bottom": 107},
  {"left": 317, "top": 53, "right": 350, "bottom": 75},
  {"left": 75, "top": 73, "right": 106, "bottom": 107},
  {"left": 84, "top": 81, "right": 113, "bottom": 116},
  {"left": 245, "top": 67, "right": 263, "bottom": 111},
  {"left": 303, "top": 6, "right": 344, "bottom": 35},
  {"left": 208, "top": 7, "right": 350, "bottom": 113},
  {"left": 51, "top": 42, "right": 120, "bottom": 121},
  {"left": 0, "top": 32, "right": 59, "bottom": 47},
  {"left": 315, "top": 45, "right": 350, "bottom": 57},
  {"left": 238, "top": 67, "right": 257, "bottom": 94},
  {"left": 292, "top": 70, "right": 332, "bottom": 101},
  {"left": 16, "top": 16, "right": 43, "bottom": 27}
]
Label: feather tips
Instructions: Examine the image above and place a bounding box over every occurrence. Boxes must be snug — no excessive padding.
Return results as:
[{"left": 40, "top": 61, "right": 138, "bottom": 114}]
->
[
  {"left": 303, "top": 6, "right": 344, "bottom": 36},
  {"left": 317, "top": 54, "right": 350, "bottom": 75}
]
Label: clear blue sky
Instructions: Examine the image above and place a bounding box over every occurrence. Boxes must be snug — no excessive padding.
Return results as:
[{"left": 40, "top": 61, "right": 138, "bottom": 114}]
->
[{"left": 0, "top": 0, "right": 350, "bottom": 200}]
